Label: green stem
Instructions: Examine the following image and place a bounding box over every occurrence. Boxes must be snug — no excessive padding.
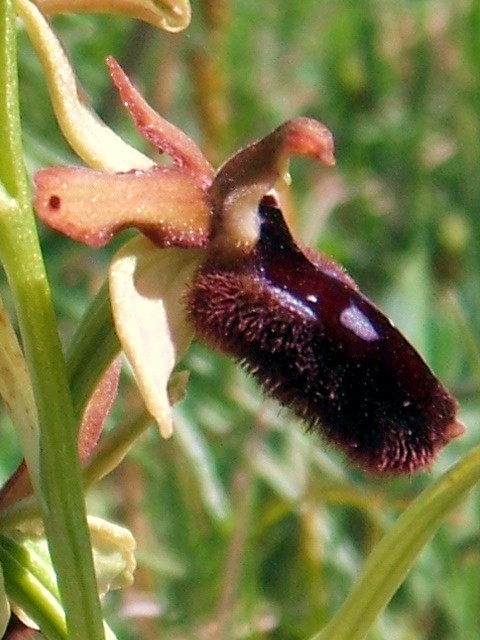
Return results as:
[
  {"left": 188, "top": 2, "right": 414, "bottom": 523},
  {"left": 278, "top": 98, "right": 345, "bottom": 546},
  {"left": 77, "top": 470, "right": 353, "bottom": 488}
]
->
[
  {"left": 0, "top": 2, "right": 104, "bottom": 638},
  {"left": 310, "top": 445, "right": 480, "bottom": 640}
]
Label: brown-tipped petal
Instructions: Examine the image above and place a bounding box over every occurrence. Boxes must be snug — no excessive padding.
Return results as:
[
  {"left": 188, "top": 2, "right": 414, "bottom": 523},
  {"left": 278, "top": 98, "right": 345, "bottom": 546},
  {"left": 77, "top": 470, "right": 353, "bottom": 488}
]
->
[
  {"left": 34, "top": 166, "right": 211, "bottom": 248},
  {"left": 276, "top": 117, "right": 336, "bottom": 167},
  {"left": 34, "top": 0, "right": 191, "bottom": 33},
  {"left": 210, "top": 117, "right": 335, "bottom": 254},
  {"left": 107, "top": 57, "right": 214, "bottom": 185},
  {"left": 78, "top": 358, "right": 121, "bottom": 463}
]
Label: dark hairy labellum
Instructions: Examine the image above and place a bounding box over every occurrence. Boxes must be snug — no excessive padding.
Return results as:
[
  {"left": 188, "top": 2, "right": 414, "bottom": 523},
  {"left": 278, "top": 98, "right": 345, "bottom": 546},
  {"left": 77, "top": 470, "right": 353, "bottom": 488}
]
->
[{"left": 186, "top": 201, "right": 463, "bottom": 474}]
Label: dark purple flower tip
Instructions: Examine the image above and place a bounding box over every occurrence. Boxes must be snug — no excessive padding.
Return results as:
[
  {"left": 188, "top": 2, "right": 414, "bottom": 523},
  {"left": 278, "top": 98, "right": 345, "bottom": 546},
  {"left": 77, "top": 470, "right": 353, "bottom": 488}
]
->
[{"left": 186, "top": 199, "right": 463, "bottom": 475}]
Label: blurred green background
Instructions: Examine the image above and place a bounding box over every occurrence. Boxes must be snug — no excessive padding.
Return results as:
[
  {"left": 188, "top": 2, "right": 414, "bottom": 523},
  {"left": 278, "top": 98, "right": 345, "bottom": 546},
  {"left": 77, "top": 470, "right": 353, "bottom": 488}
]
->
[{"left": 5, "top": 0, "right": 480, "bottom": 638}]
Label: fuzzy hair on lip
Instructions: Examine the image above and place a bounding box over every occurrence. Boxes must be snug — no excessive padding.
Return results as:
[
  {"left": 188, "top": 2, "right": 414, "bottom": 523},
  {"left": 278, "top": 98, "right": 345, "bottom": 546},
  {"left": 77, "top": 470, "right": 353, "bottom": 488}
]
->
[{"left": 186, "top": 201, "right": 463, "bottom": 475}]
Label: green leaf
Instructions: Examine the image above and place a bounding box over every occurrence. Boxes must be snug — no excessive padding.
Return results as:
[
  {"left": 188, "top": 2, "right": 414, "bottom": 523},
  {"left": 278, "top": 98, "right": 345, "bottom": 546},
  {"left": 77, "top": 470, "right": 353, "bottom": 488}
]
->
[
  {"left": 0, "top": 521, "right": 128, "bottom": 639},
  {"left": 310, "top": 445, "right": 480, "bottom": 640}
]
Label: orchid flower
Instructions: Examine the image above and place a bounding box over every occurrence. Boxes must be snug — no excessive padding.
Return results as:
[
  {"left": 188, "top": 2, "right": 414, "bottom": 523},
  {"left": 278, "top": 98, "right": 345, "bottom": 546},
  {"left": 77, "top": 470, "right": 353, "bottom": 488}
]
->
[
  {"left": 33, "top": 39, "right": 462, "bottom": 474},
  {"left": 33, "top": 55, "right": 335, "bottom": 436},
  {"left": 3, "top": 3, "right": 475, "bottom": 639}
]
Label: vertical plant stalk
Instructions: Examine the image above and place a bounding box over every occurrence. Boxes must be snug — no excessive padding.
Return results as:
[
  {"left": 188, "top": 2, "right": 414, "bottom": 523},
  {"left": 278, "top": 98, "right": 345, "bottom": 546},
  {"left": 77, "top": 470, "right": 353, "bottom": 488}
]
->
[
  {"left": 310, "top": 444, "right": 480, "bottom": 640},
  {"left": 189, "top": 0, "right": 230, "bottom": 164},
  {"left": 0, "top": 1, "right": 105, "bottom": 638}
]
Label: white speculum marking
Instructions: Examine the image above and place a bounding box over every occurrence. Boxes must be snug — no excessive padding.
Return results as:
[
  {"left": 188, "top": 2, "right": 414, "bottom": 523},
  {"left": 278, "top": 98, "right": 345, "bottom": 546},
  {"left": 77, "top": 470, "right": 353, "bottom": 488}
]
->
[
  {"left": 273, "top": 287, "right": 317, "bottom": 320},
  {"left": 339, "top": 303, "right": 379, "bottom": 342}
]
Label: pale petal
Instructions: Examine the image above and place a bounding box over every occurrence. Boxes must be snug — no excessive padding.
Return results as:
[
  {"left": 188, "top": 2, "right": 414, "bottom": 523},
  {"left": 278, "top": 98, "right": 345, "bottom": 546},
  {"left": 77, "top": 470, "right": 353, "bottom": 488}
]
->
[
  {"left": 87, "top": 516, "right": 136, "bottom": 596},
  {"left": 109, "top": 237, "right": 203, "bottom": 437},
  {"left": 34, "top": 166, "right": 211, "bottom": 248},
  {"left": 107, "top": 57, "right": 214, "bottom": 185},
  {"left": 33, "top": 0, "right": 191, "bottom": 32},
  {"left": 17, "top": 0, "right": 154, "bottom": 172}
]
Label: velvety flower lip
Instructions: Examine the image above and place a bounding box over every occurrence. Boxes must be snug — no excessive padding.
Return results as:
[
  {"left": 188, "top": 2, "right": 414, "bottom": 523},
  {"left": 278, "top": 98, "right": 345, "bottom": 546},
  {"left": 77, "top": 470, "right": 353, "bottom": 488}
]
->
[{"left": 187, "top": 199, "right": 464, "bottom": 475}]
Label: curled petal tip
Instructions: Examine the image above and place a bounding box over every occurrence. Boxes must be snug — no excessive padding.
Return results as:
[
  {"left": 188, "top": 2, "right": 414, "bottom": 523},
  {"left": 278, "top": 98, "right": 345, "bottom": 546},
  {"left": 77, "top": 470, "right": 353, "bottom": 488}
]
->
[
  {"left": 209, "top": 117, "right": 336, "bottom": 254},
  {"left": 275, "top": 118, "right": 336, "bottom": 167},
  {"left": 188, "top": 201, "right": 461, "bottom": 476},
  {"left": 33, "top": 0, "right": 191, "bottom": 33}
]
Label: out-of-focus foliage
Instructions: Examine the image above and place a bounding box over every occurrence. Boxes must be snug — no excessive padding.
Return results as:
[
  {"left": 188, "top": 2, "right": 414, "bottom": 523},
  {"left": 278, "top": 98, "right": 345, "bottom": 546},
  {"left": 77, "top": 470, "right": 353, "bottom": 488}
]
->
[{"left": 6, "top": 1, "right": 480, "bottom": 638}]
